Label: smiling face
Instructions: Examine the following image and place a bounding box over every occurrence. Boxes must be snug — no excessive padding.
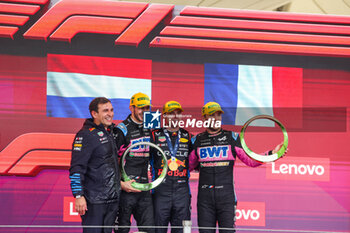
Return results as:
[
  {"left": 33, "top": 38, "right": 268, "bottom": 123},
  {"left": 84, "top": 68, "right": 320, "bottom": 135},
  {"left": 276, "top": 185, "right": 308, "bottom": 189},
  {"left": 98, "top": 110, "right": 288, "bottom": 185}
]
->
[
  {"left": 164, "top": 109, "right": 183, "bottom": 131},
  {"left": 164, "top": 109, "right": 182, "bottom": 125},
  {"left": 92, "top": 102, "right": 114, "bottom": 129},
  {"left": 130, "top": 105, "right": 150, "bottom": 123},
  {"left": 204, "top": 111, "right": 222, "bottom": 131}
]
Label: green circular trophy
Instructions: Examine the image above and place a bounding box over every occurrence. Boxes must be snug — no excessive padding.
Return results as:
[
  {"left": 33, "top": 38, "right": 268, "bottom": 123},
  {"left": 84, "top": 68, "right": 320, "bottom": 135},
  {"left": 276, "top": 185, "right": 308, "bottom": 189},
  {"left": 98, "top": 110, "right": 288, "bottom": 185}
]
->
[
  {"left": 121, "top": 141, "right": 168, "bottom": 191},
  {"left": 240, "top": 115, "right": 288, "bottom": 163}
]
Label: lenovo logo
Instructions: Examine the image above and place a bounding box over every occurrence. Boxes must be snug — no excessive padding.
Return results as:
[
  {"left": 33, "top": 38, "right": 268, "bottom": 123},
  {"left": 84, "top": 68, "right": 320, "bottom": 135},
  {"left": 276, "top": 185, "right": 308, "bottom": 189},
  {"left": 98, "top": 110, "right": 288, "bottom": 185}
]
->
[
  {"left": 272, "top": 163, "right": 325, "bottom": 175},
  {"left": 63, "top": 197, "right": 80, "bottom": 222},
  {"left": 266, "top": 156, "right": 330, "bottom": 181},
  {"left": 235, "top": 202, "right": 265, "bottom": 226}
]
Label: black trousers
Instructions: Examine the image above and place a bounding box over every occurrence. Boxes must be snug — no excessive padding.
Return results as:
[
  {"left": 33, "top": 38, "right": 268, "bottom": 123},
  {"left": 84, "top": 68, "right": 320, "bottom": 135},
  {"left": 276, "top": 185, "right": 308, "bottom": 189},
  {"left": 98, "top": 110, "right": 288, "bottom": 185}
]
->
[
  {"left": 116, "top": 191, "right": 155, "bottom": 233},
  {"left": 197, "top": 188, "right": 236, "bottom": 233},
  {"left": 81, "top": 201, "right": 118, "bottom": 233},
  {"left": 153, "top": 181, "right": 191, "bottom": 233}
]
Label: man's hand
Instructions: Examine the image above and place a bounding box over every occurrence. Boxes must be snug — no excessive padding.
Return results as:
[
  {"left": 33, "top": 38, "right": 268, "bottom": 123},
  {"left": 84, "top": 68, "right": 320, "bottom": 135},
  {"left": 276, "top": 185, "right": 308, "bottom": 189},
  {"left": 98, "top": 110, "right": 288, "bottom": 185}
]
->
[
  {"left": 121, "top": 180, "right": 141, "bottom": 193},
  {"left": 272, "top": 142, "right": 289, "bottom": 155},
  {"left": 75, "top": 196, "right": 88, "bottom": 215}
]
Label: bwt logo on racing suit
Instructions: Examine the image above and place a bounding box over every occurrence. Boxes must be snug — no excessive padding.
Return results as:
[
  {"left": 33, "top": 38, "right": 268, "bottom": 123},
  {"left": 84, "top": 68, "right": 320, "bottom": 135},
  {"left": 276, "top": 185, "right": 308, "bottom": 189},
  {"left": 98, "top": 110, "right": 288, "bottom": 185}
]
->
[
  {"left": 199, "top": 146, "right": 230, "bottom": 159},
  {"left": 129, "top": 137, "right": 150, "bottom": 157},
  {"left": 266, "top": 156, "right": 330, "bottom": 181},
  {"left": 235, "top": 202, "right": 265, "bottom": 226}
]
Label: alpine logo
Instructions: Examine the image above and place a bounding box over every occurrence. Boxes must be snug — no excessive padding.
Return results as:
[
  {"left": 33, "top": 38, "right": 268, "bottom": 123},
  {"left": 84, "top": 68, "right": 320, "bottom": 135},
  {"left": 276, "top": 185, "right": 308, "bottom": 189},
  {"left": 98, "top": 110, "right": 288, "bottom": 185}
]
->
[{"left": 217, "top": 136, "right": 227, "bottom": 141}]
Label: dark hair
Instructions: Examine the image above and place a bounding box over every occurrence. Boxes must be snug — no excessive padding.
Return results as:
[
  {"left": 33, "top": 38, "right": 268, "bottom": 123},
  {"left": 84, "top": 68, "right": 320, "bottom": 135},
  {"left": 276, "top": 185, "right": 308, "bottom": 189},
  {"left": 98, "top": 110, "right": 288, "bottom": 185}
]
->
[{"left": 89, "top": 97, "right": 111, "bottom": 117}]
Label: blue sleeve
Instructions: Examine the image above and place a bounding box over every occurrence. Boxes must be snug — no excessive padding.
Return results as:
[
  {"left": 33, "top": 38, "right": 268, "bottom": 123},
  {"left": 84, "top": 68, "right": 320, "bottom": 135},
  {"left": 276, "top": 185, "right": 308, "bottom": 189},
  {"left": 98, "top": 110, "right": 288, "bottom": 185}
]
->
[
  {"left": 69, "top": 131, "right": 95, "bottom": 197},
  {"left": 191, "top": 135, "right": 197, "bottom": 144},
  {"left": 69, "top": 173, "right": 83, "bottom": 197},
  {"left": 232, "top": 131, "right": 242, "bottom": 148},
  {"left": 117, "top": 123, "right": 128, "bottom": 137}
]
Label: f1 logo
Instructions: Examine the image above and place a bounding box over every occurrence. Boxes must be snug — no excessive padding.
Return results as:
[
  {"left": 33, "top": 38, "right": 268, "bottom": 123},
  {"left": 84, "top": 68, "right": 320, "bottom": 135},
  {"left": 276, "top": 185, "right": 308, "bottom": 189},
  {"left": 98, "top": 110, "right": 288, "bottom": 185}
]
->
[
  {"left": 0, "top": 0, "right": 46, "bottom": 39},
  {"left": 23, "top": 0, "right": 174, "bottom": 45},
  {"left": 144, "top": 110, "right": 161, "bottom": 129}
]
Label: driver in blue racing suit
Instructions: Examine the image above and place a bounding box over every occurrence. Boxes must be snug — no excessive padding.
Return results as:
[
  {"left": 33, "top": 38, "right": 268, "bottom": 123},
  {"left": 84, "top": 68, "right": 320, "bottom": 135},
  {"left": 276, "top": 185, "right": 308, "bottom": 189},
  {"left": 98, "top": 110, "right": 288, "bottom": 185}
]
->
[
  {"left": 114, "top": 93, "right": 155, "bottom": 233},
  {"left": 150, "top": 101, "right": 192, "bottom": 233}
]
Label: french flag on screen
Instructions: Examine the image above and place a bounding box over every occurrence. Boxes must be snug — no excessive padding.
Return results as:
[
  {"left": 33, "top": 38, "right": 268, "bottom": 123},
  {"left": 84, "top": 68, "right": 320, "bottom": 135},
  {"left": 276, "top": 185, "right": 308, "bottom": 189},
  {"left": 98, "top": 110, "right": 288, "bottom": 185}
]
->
[
  {"left": 46, "top": 54, "right": 152, "bottom": 120},
  {"left": 204, "top": 63, "right": 302, "bottom": 126}
]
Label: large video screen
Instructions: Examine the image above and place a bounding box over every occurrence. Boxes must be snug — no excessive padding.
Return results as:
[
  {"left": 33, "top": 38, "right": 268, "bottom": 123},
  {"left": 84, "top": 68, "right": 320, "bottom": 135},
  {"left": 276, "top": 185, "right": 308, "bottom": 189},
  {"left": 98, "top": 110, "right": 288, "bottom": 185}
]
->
[{"left": 0, "top": 1, "right": 349, "bottom": 232}]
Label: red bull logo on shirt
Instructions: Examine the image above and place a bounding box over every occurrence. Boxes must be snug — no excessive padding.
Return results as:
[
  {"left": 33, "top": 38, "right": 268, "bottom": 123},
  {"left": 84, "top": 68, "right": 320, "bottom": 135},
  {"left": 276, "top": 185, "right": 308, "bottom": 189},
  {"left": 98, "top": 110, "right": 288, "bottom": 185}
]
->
[
  {"left": 158, "top": 158, "right": 187, "bottom": 176},
  {"left": 161, "top": 158, "right": 186, "bottom": 168}
]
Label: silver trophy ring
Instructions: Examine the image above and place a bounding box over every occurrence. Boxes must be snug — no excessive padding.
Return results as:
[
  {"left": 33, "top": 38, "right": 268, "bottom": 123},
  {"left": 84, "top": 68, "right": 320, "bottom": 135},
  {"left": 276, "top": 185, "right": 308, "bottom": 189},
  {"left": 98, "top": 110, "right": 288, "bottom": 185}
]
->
[{"left": 240, "top": 115, "right": 288, "bottom": 163}]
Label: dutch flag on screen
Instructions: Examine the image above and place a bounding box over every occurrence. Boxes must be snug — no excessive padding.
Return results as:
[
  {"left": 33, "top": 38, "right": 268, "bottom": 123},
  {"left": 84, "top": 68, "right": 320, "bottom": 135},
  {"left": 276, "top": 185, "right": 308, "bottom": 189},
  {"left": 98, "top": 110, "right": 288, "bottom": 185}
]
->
[
  {"left": 204, "top": 63, "right": 302, "bottom": 126},
  {"left": 46, "top": 54, "right": 152, "bottom": 120}
]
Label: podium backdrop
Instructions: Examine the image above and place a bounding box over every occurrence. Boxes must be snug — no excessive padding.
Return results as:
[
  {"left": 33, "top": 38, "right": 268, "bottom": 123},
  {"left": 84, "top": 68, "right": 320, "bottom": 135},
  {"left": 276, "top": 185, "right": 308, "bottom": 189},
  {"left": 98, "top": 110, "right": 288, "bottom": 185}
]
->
[{"left": 0, "top": 0, "right": 349, "bottom": 232}]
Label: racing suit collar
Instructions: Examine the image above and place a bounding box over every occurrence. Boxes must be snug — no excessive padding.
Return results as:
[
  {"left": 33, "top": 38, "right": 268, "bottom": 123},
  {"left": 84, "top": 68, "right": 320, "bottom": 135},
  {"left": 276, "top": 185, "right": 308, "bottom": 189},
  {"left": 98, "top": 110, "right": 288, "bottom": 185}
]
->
[
  {"left": 206, "top": 128, "right": 223, "bottom": 137},
  {"left": 127, "top": 114, "right": 143, "bottom": 129},
  {"left": 164, "top": 128, "right": 179, "bottom": 136},
  {"left": 84, "top": 118, "right": 115, "bottom": 132}
]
